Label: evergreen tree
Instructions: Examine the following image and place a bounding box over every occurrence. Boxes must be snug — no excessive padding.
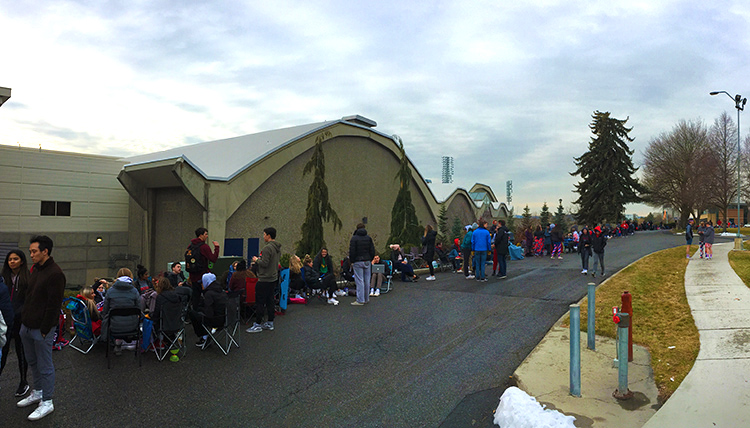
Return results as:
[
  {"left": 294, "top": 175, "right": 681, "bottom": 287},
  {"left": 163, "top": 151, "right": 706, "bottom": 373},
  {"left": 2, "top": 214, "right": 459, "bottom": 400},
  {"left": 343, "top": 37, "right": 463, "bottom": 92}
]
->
[
  {"left": 554, "top": 199, "right": 568, "bottom": 232},
  {"left": 572, "top": 111, "right": 645, "bottom": 225},
  {"left": 296, "top": 131, "right": 343, "bottom": 256},
  {"left": 521, "top": 205, "right": 533, "bottom": 230},
  {"left": 451, "top": 217, "right": 463, "bottom": 242},
  {"left": 387, "top": 136, "right": 422, "bottom": 249},
  {"left": 505, "top": 207, "right": 515, "bottom": 232},
  {"left": 540, "top": 202, "right": 551, "bottom": 227},
  {"left": 437, "top": 203, "right": 450, "bottom": 247}
]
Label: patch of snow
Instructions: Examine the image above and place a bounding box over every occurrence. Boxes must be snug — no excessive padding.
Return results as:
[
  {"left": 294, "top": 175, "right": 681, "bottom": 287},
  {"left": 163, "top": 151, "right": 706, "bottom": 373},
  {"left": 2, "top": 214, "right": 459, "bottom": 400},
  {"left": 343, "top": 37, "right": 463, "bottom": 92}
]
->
[{"left": 494, "top": 387, "right": 576, "bottom": 428}]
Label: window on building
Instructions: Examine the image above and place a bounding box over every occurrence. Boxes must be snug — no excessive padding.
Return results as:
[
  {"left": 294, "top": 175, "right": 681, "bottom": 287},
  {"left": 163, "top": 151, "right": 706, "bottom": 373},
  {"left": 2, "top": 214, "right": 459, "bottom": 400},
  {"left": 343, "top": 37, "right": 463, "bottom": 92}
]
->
[{"left": 40, "top": 201, "right": 71, "bottom": 216}]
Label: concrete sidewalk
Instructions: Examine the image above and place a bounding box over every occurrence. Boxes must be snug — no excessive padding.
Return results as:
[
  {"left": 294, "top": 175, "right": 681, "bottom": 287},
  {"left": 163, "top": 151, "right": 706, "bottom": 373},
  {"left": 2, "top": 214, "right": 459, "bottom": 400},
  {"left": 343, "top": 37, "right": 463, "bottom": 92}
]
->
[
  {"left": 642, "top": 242, "right": 750, "bottom": 427},
  {"left": 514, "top": 241, "right": 750, "bottom": 427}
]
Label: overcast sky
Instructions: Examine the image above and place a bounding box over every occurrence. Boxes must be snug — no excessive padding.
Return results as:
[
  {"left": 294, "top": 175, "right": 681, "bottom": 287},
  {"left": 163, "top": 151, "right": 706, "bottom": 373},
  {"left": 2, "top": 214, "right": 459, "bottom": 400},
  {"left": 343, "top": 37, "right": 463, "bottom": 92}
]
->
[{"left": 2, "top": 0, "right": 749, "bottom": 216}]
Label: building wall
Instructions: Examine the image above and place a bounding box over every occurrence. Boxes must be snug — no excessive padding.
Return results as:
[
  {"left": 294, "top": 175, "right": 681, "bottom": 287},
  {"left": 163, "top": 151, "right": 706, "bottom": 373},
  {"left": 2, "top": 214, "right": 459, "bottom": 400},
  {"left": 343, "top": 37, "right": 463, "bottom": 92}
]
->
[
  {"left": 226, "top": 135, "right": 435, "bottom": 262},
  {"left": 445, "top": 195, "right": 477, "bottom": 230},
  {"left": 0, "top": 145, "right": 130, "bottom": 287}
]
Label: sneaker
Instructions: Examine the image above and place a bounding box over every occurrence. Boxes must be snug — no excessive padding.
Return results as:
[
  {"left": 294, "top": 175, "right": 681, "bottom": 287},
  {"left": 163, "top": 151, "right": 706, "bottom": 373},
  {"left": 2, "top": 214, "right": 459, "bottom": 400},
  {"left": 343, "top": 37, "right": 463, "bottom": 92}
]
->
[
  {"left": 686, "top": 255, "right": 691, "bottom": 259},
  {"left": 195, "top": 338, "right": 207, "bottom": 347},
  {"left": 374, "top": 289, "right": 380, "bottom": 297},
  {"left": 582, "top": 269, "right": 587, "bottom": 274},
  {"left": 15, "top": 382, "right": 30, "bottom": 397},
  {"left": 262, "top": 321, "right": 274, "bottom": 331},
  {"left": 481, "top": 278, "right": 488, "bottom": 282},
  {"left": 369, "top": 289, "right": 375, "bottom": 296},
  {"left": 466, "top": 275, "right": 475, "bottom": 279},
  {"left": 426, "top": 276, "right": 436, "bottom": 281},
  {"left": 591, "top": 272, "right": 596, "bottom": 278},
  {"left": 327, "top": 298, "right": 339, "bottom": 306},
  {"left": 351, "top": 301, "right": 365, "bottom": 306},
  {"left": 246, "top": 323, "right": 263, "bottom": 333},
  {"left": 499, "top": 275, "right": 507, "bottom": 279},
  {"left": 295, "top": 293, "right": 305, "bottom": 299},
  {"left": 17, "top": 390, "right": 42, "bottom": 408},
  {"left": 28, "top": 400, "right": 54, "bottom": 421},
  {"left": 558, "top": 256, "right": 563, "bottom": 259},
  {"left": 335, "top": 289, "right": 346, "bottom": 297}
]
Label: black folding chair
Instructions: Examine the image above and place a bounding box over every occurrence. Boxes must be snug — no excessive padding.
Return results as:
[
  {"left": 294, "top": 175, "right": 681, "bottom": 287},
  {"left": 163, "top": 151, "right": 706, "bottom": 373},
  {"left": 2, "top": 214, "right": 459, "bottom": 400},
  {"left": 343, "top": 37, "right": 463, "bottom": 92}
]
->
[
  {"left": 105, "top": 307, "right": 142, "bottom": 369},
  {"left": 154, "top": 298, "right": 187, "bottom": 361},
  {"left": 202, "top": 295, "right": 240, "bottom": 355}
]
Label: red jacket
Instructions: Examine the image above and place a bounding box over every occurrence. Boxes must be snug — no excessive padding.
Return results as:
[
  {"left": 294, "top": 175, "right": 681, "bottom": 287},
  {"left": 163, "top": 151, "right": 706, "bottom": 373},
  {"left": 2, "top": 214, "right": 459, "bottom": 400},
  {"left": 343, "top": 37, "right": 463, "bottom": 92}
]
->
[{"left": 187, "top": 238, "right": 220, "bottom": 285}]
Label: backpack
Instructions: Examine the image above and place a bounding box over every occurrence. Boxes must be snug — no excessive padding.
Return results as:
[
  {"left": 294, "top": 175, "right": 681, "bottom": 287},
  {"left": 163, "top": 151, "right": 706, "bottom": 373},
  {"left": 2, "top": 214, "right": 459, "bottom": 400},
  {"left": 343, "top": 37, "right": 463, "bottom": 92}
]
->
[{"left": 185, "top": 241, "right": 205, "bottom": 274}]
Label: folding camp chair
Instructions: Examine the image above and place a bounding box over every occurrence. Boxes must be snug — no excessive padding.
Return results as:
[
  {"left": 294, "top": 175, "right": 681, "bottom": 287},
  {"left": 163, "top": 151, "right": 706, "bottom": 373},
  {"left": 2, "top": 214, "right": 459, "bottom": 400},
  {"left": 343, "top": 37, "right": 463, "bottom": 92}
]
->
[
  {"left": 64, "top": 297, "right": 100, "bottom": 354},
  {"left": 105, "top": 306, "right": 142, "bottom": 369},
  {"left": 380, "top": 260, "right": 394, "bottom": 294},
  {"left": 277, "top": 269, "right": 289, "bottom": 312},
  {"left": 154, "top": 297, "right": 187, "bottom": 361},
  {"left": 242, "top": 277, "right": 258, "bottom": 324},
  {"left": 203, "top": 295, "right": 240, "bottom": 355}
]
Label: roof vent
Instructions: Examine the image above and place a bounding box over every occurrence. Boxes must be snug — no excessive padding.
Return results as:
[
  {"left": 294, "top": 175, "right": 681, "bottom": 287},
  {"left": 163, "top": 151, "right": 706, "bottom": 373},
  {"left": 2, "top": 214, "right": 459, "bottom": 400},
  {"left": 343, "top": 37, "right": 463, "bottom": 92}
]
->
[{"left": 342, "top": 115, "right": 377, "bottom": 128}]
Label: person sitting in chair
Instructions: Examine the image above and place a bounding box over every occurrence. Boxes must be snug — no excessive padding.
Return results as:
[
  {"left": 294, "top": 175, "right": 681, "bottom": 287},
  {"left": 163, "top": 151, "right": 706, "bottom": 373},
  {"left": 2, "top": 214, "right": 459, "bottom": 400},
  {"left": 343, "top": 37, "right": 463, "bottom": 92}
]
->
[
  {"left": 389, "top": 244, "right": 418, "bottom": 282},
  {"left": 227, "top": 260, "right": 254, "bottom": 300},
  {"left": 312, "top": 249, "right": 340, "bottom": 306},
  {"left": 190, "top": 273, "right": 227, "bottom": 349},
  {"left": 369, "top": 255, "right": 389, "bottom": 297}
]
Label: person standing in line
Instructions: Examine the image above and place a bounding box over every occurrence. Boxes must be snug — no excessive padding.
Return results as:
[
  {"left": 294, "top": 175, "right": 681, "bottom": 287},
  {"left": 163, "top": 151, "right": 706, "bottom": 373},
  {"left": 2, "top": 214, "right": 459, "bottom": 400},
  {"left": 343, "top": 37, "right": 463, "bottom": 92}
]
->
[
  {"left": 685, "top": 218, "right": 694, "bottom": 259},
  {"left": 697, "top": 220, "right": 707, "bottom": 259},
  {"left": 1, "top": 249, "right": 30, "bottom": 397},
  {"left": 471, "top": 220, "right": 492, "bottom": 282},
  {"left": 17, "top": 236, "right": 65, "bottom": 421},
  {"left": 550, "top": 223, "right": 564, "bottom": 259},
  {"left": 461, "top": 225, "right": 474, "bottom": 279},
  {"left": 591, "top": 226, "right": 607, "bottom": 278},
  {"left": 533, "top": 225, "right": 545, "bottom": 256},
  {"left": 186, "top": 227, "right": 220, "bottom": 310},
  {"left": 349, "top": 223, "right": 376, "bottom": 305},
  {"left": 578, "top": 227, "right": 592, "bottom": 274},
  {"left": 493, "top": 220, "right": 510, "bottom": 279},
  {"left": 247, "top": 227, "right": 281, "bottom": 333},
  {"left": 703, "top": 221, "right": 715, "bottom": 260},
  {"left": 422, "top": 225, "right": 437, "bottom": 281}
]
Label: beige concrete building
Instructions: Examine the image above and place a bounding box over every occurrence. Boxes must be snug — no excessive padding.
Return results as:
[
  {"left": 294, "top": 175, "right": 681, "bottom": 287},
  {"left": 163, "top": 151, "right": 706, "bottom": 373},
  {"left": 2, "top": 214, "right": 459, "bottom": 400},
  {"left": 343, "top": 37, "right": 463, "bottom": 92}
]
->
[
  {"left": 0, "top": 145, "right": 130, "bottom": 285},
  {"left": 120, "top": 115, "right": 509, "bottom": 273}
]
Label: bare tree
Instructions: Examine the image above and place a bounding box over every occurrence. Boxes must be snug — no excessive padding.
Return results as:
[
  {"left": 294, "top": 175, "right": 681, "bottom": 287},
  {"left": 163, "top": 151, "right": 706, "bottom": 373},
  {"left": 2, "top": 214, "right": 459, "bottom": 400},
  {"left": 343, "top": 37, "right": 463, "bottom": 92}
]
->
[
  {"left": 708, "top": 111, "right": 738, "bottom": 231},
  {"left": 642, "top": 119, "right": 712, "bottom": 228}
]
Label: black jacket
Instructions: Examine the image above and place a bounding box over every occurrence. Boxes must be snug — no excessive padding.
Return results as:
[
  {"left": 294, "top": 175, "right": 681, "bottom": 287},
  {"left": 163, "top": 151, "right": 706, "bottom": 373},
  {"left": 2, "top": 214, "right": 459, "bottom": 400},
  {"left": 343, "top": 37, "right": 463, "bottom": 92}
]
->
[
  {"left": 0, "top": 278, "right": 14, "bottom": 333},
  {"left": 349, "top": 228, "right": 376, "bottom": 262},
  {"left": 592, "top": 233, "right": 607, "bottom": 254},
  {"left": 494, "top": 226, "right": 510, "bottom": 256},
  {"left": 199, "top": 281, "right": 228, "bottom": 327},
  {"left": 152, "top": 289, "right": 183, "bottom": 332},
  {"left": 313, "top": 252, "right": 335, "bottom": 276},
  {"left": 578, "top": 232, "right": 592, "bottom": 254},
  {"left": 422, "top": 230, "right": 437, "bottom": 256}
]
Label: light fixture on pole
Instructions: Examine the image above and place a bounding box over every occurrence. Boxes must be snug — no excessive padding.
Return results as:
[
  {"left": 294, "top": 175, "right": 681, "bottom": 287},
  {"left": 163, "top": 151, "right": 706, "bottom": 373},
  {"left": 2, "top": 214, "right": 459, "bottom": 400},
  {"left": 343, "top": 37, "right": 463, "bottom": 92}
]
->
[{"left": 710, "top": 90, "right": 747, "bottom": 249}]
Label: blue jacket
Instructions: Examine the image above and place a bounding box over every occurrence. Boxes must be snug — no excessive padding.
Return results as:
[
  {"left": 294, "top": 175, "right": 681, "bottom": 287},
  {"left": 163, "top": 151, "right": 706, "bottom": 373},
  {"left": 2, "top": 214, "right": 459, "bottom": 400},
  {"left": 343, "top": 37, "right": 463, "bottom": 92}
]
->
[
  {"left": 461, "top": 230, "right": 473, "bottom": 249},
  {"left": 471, "top": 227, "right": 492, "bottom": 252}
]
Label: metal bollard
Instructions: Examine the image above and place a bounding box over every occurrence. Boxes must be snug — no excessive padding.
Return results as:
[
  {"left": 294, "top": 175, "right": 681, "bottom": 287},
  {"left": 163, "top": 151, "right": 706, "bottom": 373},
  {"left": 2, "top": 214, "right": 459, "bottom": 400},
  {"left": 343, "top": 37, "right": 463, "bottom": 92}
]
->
[
  {"left": 613, "top": 313, "right": 633, "bottom": 400},
  {"left": 570, "top": 304, "right": 581, "bottom": 397},
  {"left": 621, "top": 291, "right": 633, "bottom": 362},
  {"left": 587, "top": 283, "right": 596, "bottom": 350}
]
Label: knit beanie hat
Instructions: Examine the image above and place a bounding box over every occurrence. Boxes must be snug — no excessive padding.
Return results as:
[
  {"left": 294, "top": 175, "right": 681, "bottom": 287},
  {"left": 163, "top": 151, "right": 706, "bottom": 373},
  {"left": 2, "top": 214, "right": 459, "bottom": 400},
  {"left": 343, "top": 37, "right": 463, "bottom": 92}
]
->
[{"left": 472, "top": 222, "right": 478, "bottom": 230}]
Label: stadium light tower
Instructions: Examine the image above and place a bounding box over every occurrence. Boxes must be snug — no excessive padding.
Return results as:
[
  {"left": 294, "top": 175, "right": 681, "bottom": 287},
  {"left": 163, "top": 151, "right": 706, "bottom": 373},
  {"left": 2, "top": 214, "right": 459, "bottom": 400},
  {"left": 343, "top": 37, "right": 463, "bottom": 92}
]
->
[
  {"left": 441, "top": 156, "right": 454, "bottom": 184},
  {"left": 710, "top": 90, "right": 746, "bottom": 249}
]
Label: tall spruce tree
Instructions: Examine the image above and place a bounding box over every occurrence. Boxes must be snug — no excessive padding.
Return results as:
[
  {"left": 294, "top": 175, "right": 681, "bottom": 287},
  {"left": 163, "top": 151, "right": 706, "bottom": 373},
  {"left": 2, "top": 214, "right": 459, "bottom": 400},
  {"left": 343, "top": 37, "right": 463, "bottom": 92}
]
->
[
  {"left": 451, "top": 217, "right": 463, "bottom": 242},
  {"left": 540, "top": 202, "right": 551, "bottom": 226},
  {"left": 387, "top": 136, "right": 423, "bottom": 249},
  {"left": 553, "top": 199, "right": 568, "bottom": 232},
  {"left": 572, "top": 111, "right": 644, "bottom": 225},
  {"left": 521, "top": 205, "right": 533, "bottom": 230},
  {"left": 437, "top": 203, "right": 450, "bottom": 247},
  {"left": 296, "top": 131, "right": 343, "bottom": 256}
]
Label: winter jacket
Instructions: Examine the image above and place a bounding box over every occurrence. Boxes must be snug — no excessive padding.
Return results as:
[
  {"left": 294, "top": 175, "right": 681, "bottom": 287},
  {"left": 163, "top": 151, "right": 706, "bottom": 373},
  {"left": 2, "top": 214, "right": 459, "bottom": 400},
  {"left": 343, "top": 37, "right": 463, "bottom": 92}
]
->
[
  {"left": 199, "top": 281, "right": 228, "bottom": 328},
  {"left": 550, "top": 228, "right": 564, "bottom": 243},
  {"left": 592, "top": 233, "right": 607, "bottom": 254},
  {"left": 685, "top": 224, "right": 693, "bottom": 240},
  {"left": 461, "top": 230, "right": 474, "bottom": 249},
  {"left": 102, "top": 277, "right": 141, "bottom": 337},
  {"left": 349, "top": 228, "right": 376, "bottom": 262},
  {"left": 390, "top": 248, "right": 407, "bottom": 266},
  {"left": 3, "top": 268, "right": 27, "bottom": 316},
  {"left": 422, "top": 230, "right": 438, "bottom": 257},
  {"left": 302, "top": 265, "right": 321, "bottom": 288},
  {"left": 471, "top": 227, "right": 492, "bottom": 252},
  {"left": 578, "top": 232, "right": 593, "bottom": 255},
  {"left": 167, "top": 271, "right": 186, "bottom": 288},
  {"left": 152, "top": 289, "right": 183, "bottom": 333},
  {"left": 22, "top": 257, "right": 65, "bottom": 335},
  {"left": 313, "top": 252, "right": 335, "bottom": 276},
  {"left": 494, "top": 226, "right": 510, "bottom": 256},
  {"left": 703, "top": 226, "right": 715, "bottom": 244},
  {"left": 187, "top": 238, "right": 220, "bottom": 285},
  {"left": 256, "top": 240, "right": 282, "bottom": 282},
  {"left": 0, "top": 279, "right": 14, "bottom": 335}
]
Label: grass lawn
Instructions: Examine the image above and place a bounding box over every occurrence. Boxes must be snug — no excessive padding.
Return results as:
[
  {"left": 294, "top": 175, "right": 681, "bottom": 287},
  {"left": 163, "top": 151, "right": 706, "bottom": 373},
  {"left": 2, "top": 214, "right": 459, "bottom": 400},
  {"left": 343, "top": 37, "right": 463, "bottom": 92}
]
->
[
  {"left": 565, "top": 246, "right": 698, "bottom": 403},
  {"left": 728, "top": 241, "right": 750, "bottom": 287}
]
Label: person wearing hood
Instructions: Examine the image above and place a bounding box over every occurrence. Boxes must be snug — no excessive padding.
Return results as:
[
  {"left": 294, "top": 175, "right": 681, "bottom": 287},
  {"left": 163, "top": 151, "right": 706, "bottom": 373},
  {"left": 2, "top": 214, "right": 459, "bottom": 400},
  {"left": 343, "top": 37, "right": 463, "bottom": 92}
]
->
[
  {"left": 492, "top": 219, "right": 510, "bottom": 278},
  {"left": 349, "top": 223, "right": 376, "bottom": 305},
  {"left": 101, "top": 267, "right": 140, "bottom": 351},
  {"left": 685, "top": 218, "right": 694, "bottom": 259},
  {"left": 247, "top": 227, "right": 281, "bottom": 333},
  {"left": 461, "top": 225, "right": 474, "bottom": 278},
  {"left": 703, "top": 220, "right": 715, "bottom": 260},
  {"left": 550, "top": 223, "right": 563, "bottom": 259},
  {"left": 591, "top": 226, "right": 607, "bottom": 278},
  {"left": 191, "top": 273, "right": 228, "bottom": 348},
  {"left": 422, "top": 225, "right": 438, "bottom": 281},
  {"left": 151, "top": 277, "right": 180, "bottom": 335}
]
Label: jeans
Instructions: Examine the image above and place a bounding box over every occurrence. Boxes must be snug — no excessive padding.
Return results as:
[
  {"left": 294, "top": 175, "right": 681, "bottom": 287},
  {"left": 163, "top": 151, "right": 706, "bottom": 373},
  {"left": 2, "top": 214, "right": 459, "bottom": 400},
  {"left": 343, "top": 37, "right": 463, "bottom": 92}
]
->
[
  {"left": 580, "top": 249, "right": 590, "bottom": 270},
  {"left": 353, "top": 261, "right": 371, "bottom": 303},
  {"left": 475, "top": 252, "right": 487, "bottom": 280},
  {"left": 20, "top": 325, "right": 56, "bottom": 401},
  {"left": 497, "top": 255, "right": 507, "bottom": 277}
]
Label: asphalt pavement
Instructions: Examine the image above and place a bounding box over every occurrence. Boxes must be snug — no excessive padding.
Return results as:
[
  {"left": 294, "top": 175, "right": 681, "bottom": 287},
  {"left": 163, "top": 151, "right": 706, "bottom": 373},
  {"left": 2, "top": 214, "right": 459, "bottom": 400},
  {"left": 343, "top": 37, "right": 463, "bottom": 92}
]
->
[{"left": 0, "top": 230, "right": 690, "bottom": 428}]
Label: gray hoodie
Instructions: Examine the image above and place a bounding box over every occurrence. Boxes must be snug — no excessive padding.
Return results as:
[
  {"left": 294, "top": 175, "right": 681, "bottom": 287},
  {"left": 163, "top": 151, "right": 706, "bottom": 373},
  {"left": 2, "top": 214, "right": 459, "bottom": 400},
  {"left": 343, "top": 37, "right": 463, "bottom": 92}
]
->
[
  {"left": 256, "top": 240, "right": 282, "bottom": 282},
  {"left": 703, "top": 226, "right": 715, "bottom": 245}
]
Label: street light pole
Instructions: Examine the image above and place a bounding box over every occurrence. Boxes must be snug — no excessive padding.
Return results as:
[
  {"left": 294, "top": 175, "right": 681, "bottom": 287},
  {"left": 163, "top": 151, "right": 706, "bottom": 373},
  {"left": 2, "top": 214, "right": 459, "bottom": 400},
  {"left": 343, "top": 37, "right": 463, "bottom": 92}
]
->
[{"left": 710, "top": 90, "right": 747, "bottom": 249}]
